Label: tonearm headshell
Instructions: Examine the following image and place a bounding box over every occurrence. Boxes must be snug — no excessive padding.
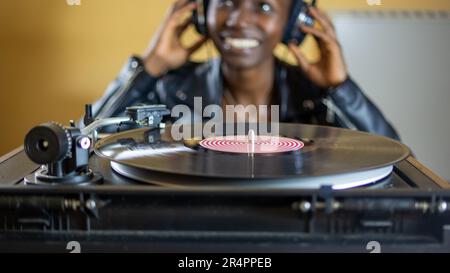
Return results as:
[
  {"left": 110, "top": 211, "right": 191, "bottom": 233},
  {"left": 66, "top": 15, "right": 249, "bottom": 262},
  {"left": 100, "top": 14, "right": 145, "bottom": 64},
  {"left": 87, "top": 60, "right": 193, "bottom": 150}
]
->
[{"left": 23, "top": 104, "right": 170, "bottom": 185}]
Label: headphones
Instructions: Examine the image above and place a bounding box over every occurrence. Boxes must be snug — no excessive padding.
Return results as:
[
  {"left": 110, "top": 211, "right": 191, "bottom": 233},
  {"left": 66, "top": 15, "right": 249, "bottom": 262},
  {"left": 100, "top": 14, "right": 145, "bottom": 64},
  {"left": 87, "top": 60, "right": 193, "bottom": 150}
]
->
[{"left": 192, "top": 0, "right": 317, "bottom": 45}]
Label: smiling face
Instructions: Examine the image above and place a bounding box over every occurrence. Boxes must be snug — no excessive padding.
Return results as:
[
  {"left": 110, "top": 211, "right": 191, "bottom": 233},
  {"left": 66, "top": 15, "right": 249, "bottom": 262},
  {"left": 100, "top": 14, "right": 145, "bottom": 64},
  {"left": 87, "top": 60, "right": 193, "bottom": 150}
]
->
[{"left": 207, "top": 0, "right": 292, "bottom": 69}]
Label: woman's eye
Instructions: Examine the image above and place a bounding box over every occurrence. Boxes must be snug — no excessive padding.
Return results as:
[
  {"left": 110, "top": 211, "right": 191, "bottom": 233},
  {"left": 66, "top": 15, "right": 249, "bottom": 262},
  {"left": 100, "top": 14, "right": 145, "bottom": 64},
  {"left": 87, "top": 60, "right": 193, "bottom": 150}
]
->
[
  {"left": 259, "top": 2, "right": 273, "bottom": 13},
  {"left": 219, "top": 0, "right": 234, "bottom": 8}
]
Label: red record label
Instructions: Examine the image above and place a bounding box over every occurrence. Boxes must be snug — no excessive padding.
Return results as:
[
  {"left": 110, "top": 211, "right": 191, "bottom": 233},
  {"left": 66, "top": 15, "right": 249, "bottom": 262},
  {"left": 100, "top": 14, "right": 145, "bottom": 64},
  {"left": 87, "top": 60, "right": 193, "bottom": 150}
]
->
[{"left": 199, "top": 135, "right": 304, "bottom": 154}]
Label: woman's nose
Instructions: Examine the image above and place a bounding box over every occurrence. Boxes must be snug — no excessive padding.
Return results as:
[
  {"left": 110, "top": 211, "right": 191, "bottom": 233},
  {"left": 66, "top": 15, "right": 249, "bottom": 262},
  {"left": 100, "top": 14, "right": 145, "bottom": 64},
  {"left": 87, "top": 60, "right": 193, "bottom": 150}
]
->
[{"left": 225, "top": 7, "right": 254, "bottom": 29}]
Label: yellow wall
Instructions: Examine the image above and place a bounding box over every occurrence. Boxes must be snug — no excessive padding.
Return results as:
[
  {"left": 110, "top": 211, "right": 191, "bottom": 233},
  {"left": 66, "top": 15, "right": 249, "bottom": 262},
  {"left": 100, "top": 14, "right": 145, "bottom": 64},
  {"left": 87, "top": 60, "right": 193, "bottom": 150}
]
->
[{"left": 1, "top": 0, "right": 449, "bottom": 155}]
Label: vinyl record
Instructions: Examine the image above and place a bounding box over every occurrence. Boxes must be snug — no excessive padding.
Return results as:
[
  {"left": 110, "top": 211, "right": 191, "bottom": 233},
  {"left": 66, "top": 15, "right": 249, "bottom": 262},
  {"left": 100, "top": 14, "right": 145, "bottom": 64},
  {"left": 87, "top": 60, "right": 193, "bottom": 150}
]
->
[{"left": 94, "top": 123, "right": 410, "bottom": 179}]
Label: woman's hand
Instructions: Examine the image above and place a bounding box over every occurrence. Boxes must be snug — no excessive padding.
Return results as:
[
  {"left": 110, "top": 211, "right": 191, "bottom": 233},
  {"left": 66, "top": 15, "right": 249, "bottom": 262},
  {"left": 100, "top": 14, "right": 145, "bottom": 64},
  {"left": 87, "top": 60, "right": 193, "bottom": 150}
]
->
[
  {"left": 288, "top": 7, "right": 348, "bottom": 89},
  {"left": 142, "top": 0, "right": 207, "bottom": 77}
]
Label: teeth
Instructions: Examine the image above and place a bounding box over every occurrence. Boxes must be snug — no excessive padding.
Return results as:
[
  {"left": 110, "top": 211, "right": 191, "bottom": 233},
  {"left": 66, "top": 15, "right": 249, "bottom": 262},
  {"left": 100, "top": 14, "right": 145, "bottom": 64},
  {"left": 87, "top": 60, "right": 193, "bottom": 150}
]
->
[{"left": 225, "top": 38, "right": 260, "bottom": 49}]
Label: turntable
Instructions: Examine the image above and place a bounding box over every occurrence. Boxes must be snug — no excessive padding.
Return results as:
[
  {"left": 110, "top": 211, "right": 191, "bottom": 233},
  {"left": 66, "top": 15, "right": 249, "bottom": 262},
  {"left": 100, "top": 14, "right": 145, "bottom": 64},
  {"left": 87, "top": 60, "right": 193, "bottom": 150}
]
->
[{"left": 0, "top": 104, "right": 449, "bottom": 253}]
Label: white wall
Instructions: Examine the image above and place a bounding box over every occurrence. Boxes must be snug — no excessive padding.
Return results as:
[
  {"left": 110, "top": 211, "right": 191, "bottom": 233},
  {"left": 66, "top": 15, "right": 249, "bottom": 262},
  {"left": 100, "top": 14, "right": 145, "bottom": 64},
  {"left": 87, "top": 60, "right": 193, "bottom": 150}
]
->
[{"left": 332, "top": 11, "right": 450, "bottom": 180}]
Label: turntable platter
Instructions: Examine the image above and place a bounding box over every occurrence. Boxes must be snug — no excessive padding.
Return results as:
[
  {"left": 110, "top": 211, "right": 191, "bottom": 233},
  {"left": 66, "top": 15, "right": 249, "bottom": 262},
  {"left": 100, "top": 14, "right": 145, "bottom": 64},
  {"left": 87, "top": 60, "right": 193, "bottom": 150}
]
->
[{"left": 94, "top": 123, "right": 410, "bottom": 180}]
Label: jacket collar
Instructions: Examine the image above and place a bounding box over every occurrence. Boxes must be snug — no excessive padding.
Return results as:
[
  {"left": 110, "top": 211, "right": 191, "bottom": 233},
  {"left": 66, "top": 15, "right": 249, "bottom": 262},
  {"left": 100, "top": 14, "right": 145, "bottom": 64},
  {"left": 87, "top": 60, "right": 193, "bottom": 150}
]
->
[{"left": 204, "top": 57, "right": 289, "bottom": 120}]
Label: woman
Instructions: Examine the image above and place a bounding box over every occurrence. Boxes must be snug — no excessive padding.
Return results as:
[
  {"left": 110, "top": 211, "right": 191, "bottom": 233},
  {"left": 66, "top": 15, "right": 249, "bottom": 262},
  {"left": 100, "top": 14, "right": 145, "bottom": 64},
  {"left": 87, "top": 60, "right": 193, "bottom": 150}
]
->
[{"left": 91, "top": 0, "right": 399, "bottom": 140}]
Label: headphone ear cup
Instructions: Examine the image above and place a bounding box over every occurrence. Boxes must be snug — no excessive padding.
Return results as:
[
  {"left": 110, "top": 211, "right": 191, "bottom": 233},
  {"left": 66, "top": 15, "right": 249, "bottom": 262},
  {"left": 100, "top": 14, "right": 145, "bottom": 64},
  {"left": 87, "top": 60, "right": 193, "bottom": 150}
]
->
[
  {"left": 282, "top": 0, "right": 315, "bottom": 45},
  {"left": 193, "top": 0, "right": 209, "bottom": 36}
]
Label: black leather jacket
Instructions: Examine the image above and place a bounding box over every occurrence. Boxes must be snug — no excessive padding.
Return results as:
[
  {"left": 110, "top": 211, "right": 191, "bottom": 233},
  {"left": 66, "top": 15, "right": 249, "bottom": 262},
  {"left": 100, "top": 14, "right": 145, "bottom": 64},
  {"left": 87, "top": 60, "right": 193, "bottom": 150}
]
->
[{"left": 91, "top": 56, "right": 400, "bottom": 140}]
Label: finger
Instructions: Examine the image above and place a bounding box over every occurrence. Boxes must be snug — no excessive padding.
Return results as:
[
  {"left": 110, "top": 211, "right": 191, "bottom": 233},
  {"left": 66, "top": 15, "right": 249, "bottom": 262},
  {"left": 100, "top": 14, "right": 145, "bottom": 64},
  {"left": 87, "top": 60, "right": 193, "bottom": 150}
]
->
[
  {"left": 176, "top": 16, "right": 193, "bottom": 35},
  {"left": 311, "top": 7, "right": 335, "bottom": 30},
  {"left": 173, "top": 1, "right": 196, "bottom": 17},
  {"left": 308, "top": 7, "right": 336, "bottom": 37},
  {"left": 316, "top": 7, "right": 335, "bottom": 29},
  {"left": 168, "top": 2, "right": 196, "bottom": 28},
  {"left": 300, "top": 24, "right": 333, "bottom": 44},
  {"left": 173, "top": 0, "right": 190, "bottom": 11},
  {"left": 288, "top": 43, "right": 311, "bottom": 73},
  {"left": 187, "top": 36, "right": 208, "bottom": 55}
]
